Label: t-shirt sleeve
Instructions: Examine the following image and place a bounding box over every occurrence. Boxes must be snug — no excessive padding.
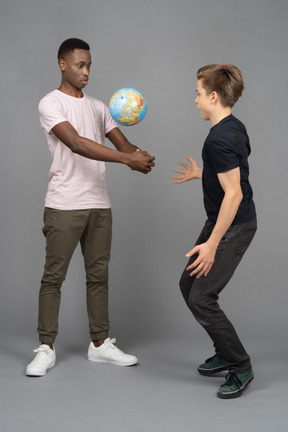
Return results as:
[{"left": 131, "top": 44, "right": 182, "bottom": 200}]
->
[
  {"left": 38, "top": 96, "right": 68, "bottom": 134},
  {"left": 209, "top": 137, "right": 240, "bottom": 173},
  {"left": 103, "top": 103, "right": 118, "bottom": 135}
]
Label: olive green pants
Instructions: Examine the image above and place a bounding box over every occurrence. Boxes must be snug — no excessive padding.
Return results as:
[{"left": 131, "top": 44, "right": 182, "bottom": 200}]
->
[{"left": 38, "top": 207, "right": 112, "bottom": 344}]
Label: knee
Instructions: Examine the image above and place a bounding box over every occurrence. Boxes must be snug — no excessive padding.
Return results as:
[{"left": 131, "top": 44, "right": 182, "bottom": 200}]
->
[
  {"left": 179, "top": 271, "right": 194, "bottom": 306},
  {"left": 188, "top": 291, "right": 216, "bottom": 322},
  {"left": 188, "top": 291, "right": 204, "bottom": 317},
  {"left": 40, "top": 273, "right": 65, "bottom": 292},
  {"left": 188, "top": 290, "right": 221, "bottom": 328}
]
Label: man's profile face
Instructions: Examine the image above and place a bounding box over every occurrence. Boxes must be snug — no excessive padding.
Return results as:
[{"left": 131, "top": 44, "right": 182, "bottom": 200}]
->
[
  {"left": 59, "top": 49, "right": 92, "bottom": 90},
  {"left": 195, "top": 79, "right": 213, "bottom": 121}
]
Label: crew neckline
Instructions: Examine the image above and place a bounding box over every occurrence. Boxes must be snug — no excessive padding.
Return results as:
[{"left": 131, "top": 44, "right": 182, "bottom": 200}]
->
[{"left": 56, "top": 89, "right": 86, "bottom": 100}]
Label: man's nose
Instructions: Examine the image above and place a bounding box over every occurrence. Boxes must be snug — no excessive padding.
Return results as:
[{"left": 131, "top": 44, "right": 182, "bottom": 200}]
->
[{"left": 83, "top": 66, "right": 90, "bottom": 75}]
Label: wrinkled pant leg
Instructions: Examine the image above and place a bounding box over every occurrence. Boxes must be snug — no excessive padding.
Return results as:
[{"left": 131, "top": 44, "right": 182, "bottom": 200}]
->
[
  {"left": 38, "top": 208, "right": 88, "bottom": 344},
  {"left": 80, "top": 209, "right": 112, "bottom": 342},
  {"left": 180, "top": 219, "right": 257, "bottom": 373}
]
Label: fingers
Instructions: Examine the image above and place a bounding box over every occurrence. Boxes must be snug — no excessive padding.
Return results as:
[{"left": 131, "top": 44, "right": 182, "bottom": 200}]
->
[
  {"left": 186, "top": 246, "right": 198, "bottom": 258},
  {"left": 178, "top": 162, "right": 189, "bottom": 169},
  {"left": 187, "top": 155, "right": 194, "bottom": 164},
  {"left": 129, "top": 159, "right": 154, "bottom": 173},
  {"left": 187, "top": 260, "right": 212, "bottom": 279},
  {"left": 172, "top": 158, "right": 194, "bottom": 184},
  {"left": 185, "top": 245, "right": 213, "bottom": 278},
  {"left": 145, "top": 165, "right": 153, "bottom": 172},
  {"left": 141, "top": 150, "right": 155, "bottom": 160},
  {"left": 187, "top": 259, "right": 213, "bottom": 278},
  {"left": 188, "top": 262, "right": 205, "bottom": 277},
  {"left": 173, "top": 169, "right": 186, "bottom": 174},
  {"left": 141, "top": 160, "right": 155, "bottom": 174},
  {"left": 172, "top": 174, "right": 184, "bottom": 180},
  {"left": 172, "top": 157, "right": 193, "bottom": 172},
  {"left": 179, "top": 157, "right": 194, "bottom": 168},
  {"left": 140, "top": 152, "right": 155, "bottom": 173}
]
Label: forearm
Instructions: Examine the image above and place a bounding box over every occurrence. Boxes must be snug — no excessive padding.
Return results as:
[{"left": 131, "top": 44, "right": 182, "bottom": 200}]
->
[
  {"left": 52, "top": 122, "right": 154, "bottom": 173},
  {"left": 52, "top": 122, "right": 129, "bottom": 164},
  {"left": 117, "top": 140, "right": 139, "bottom": 153},
  {"left": 106, "top": 127, "right": 139, "bottom": 153},
  {"left": 71, "top": 135, "right": 130, "bottom": 164},
  {"left": 185, "top": 167, "right": 243, "bottom": 279},
  {"left": 185, "top": 191, "right": 241, "bottom": 279},
  {"left": 207, "top": 191, "right": 243, "bottom": 247},
  {"left": 72, "top": 134, "right": 154, "bottom": 174}
]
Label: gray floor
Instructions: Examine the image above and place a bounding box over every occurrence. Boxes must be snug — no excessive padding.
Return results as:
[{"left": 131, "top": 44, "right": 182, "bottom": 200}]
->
[{"left": 1, "top": 335, "right": 287, "bottom": 432}]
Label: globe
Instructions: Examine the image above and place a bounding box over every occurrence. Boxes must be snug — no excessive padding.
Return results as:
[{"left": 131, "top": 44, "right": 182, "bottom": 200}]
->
[{"left": 109, "top": 87, "right": 147, "bottom": 126}]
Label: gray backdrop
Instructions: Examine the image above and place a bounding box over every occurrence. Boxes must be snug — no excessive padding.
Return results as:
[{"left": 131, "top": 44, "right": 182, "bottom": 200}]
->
[{"left": 0, "top": 0, "right": 287, "bottom": 347}]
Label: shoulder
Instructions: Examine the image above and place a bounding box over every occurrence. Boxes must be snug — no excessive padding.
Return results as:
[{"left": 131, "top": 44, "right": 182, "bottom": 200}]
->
[
  {"left": 38, "top": 90, "right": 71, "bottom": 127},
  {"left": 219, "top": 115, "right": 247, "bottom": 136},
  {"left": 39, "top": 90, "right": 64, "bottom": 112},
  {"left": 39, "top": 89, "right": 60, "bottom": 104},
  {"left": 212, "top": 116, "right": 246, "bottom": 144}
]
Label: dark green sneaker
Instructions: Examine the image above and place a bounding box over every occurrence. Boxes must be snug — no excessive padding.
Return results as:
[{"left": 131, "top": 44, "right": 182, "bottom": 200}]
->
[
  {"left": 217, "top": 369, "right": 254, "bottom": 399},
  {"left": 198, "top": 355, "right": 227, "bottom": 376}
]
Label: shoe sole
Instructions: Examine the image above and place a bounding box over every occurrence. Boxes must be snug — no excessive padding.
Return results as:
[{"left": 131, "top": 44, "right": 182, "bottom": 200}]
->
[
  {"left": 26, "top": 360, "right": 55, "bottom": 377},
  {"left": 198, "top": 365, "right": 227, "bottom": 376},
  {"left": 88, "top": 356, "right": 137, "bottom": 367},
  {"left": 217, "top": 375, "right": 254, "bottom": 399}
]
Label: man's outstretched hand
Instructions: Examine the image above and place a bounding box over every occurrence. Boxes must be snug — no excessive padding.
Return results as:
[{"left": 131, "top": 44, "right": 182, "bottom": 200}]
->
[
  {"left": 172, "top": 155, "right": 202, "bottom": 183},
  {"left": 127, "top": 149, "right": 155, "bottom": 174}
]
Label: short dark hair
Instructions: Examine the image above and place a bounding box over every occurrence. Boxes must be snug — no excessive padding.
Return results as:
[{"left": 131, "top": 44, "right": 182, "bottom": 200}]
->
[
  {"left": 57, "top": 38, "right": 90, "bottom": 60},
  {"left": 197, "top": 64, "right": 244, "bottom": 108}
]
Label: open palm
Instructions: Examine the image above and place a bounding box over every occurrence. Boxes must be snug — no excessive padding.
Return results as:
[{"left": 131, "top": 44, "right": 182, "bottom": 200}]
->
[{"left": 172, "top": 155, "right": 202, "bottom": 183}]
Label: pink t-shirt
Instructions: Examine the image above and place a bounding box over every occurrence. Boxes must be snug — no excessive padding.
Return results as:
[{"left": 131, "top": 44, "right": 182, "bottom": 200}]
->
[{"left": 39, "top": 90, "right": 118, "bottom": 210}]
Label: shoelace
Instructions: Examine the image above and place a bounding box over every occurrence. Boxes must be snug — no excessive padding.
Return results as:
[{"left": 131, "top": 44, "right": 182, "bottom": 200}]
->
[
  {"left": 31, "top": 347, "right": 51, "bottom": 364},
  {"left": 33, "top": 347, "right": 51, "bottom": 354},
  {"left": 223, "top": 373, "right": 242, "bottom": 389},
  {"left": 105, "top": 338, "right": 124, "bottom": 354}
]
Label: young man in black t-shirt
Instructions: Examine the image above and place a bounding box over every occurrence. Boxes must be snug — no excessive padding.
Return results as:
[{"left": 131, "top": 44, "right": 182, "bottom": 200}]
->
[{"left": 172, "top": 64, "right": 257, "bottom": 399}]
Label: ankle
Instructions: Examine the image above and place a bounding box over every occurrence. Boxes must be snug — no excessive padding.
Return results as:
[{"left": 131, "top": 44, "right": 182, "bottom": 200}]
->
[
  {"left": 93, "top": 339, "right": 105, "bottom": 348},
  {"left": 41, "top": 343, "right": 53, "bottom": 350}
]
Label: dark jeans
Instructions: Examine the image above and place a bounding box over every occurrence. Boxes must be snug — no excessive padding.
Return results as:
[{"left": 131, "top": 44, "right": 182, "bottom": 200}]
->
[{"left": 179, "top": 218, "right": 257, "bottom": 374}]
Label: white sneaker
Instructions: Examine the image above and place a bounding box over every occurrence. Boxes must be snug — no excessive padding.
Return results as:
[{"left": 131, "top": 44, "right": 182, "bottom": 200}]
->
[
  {"left": 26, "top": 344, "right": 56, "bottom": 376},
  {"left": 88, "top": 338, "right": 138, "bottom": 367}
]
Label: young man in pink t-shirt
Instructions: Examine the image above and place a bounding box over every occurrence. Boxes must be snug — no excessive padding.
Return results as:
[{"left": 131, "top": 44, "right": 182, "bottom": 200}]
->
[{"left": 26, "top": 38, "right": 155, "bottom": 376}]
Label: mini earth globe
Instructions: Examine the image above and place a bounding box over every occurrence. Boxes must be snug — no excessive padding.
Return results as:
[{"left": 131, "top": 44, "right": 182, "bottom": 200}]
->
[{"left": 109, "top": 88, "right": 147, "bottom": 126}]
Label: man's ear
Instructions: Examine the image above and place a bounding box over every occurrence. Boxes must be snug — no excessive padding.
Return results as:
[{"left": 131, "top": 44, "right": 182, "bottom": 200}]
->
[
  {"left": 210, "top": 91, "right": 218, "bottom": 104},
  {"left": 58, "top": 58, "right": 66, "bottom": 72}
]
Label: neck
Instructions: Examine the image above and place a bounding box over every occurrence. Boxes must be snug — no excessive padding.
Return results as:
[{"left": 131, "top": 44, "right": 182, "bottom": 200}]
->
[
  {"left": 210, "top": 107, "right": 232, "bottom": 127},
  {"left": 58, "top": 83, "right": 84, "bottom": 98}
]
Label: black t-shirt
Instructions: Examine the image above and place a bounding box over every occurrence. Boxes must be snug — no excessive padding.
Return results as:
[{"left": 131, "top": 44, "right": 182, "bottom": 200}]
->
[{"left": 202, "top": 114, "right": 256, "bottom": 224}]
